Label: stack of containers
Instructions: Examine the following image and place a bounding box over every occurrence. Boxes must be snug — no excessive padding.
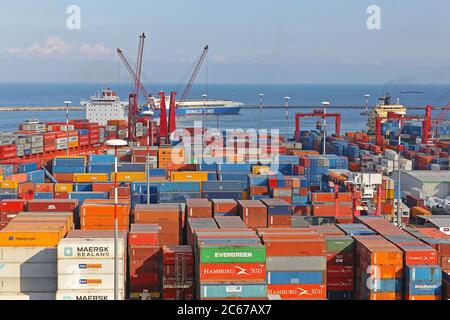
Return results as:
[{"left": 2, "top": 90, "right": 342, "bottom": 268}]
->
[
  {"left": 358, "top": 217, "right": 441, "bottom": 300},
  {"left": 195, "top": 230, "right": 267, "bottom": 300},
  {"left": 353, "top": 235, "right": 403, "bottom": 300},
  {"left": 134, "top": 204, "right": 183, "bottom": 245},
  {"left": 57, "top": 230, "right": 127, "bottom": 300},
  {"left": 238, "top": 200, "right": 268, "bottom": 229},
  {"left": 258, "top": 228, "right": 327, "bottom": 300},
  {"left": 0, "top": 215, "right": 70, "bottom": 299},
  {"left": 162, "top": 246, "right": 194, "bottom": 300},
  {"left": 310, "top": 192, "right": 353, "bottom": 221},
  {"left": 313, "top": 225, "right": 355, "bottom": 300},
  {"left": 79, "top": 199, "right": 130, "bottom": 231},
  {"left": 247, "top": 174, "right": 270, "bottom": 200},
  {"left": 212, "top": 199, "right": 238, "bottom": 216},
  {"left": 128, "top": 224, "right": 161, "bottom": 300},
  {"left": 261, "top": 198, "right": 292, "bottom": 228}
]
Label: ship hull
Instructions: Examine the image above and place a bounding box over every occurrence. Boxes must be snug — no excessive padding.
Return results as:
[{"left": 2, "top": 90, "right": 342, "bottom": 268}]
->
[{"left": 150, "top": 106, "right": 241, "bottom": 118}]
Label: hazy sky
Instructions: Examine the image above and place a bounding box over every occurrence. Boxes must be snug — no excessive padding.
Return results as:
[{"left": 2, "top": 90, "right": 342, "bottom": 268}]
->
[{"left": 0, "top": 0, "right": 449, "bottom": 84}]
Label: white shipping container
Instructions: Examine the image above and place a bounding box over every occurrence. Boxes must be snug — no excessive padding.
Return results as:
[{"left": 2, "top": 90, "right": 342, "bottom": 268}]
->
[
  {"left": 0, "top": 277, "right": 57, "bottom": 292},
  {"left": 0, "top": 263, "right": 57, "bottom": 278},
  {"left": 0, "top": 292, "right": 55, "bottom": 300},
  {"left": 0, "top": 247, "right": 57, "bottom": 263},
  {"left": 57, "top": 238, "right": 125, "bottom": 259},
  {"left": 56, "top": 289, "right": 124, "bottom": 300},
  {"left": 57, "top": 274, "right": 125, "bottom": 290},
  {"left": 57, "top": 258, "right": 125, "bottom": 275}
]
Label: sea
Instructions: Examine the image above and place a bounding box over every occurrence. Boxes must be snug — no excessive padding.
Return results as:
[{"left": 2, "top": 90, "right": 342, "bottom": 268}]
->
[{"left": 0, "top": 83, "right": 449, "bottom": 136}]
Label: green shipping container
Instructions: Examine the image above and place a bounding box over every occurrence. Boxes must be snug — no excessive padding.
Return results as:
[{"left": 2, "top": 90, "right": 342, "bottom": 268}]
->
[
  {"left": 325, "top": 236, "right": 354, "bottom": 254},
  {"left": 199, "top": 245, "right": 266, "bottom": 263}
]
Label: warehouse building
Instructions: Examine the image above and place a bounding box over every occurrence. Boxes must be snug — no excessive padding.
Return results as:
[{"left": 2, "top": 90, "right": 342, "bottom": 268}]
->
[{"left": 401, "top": 170, "right": 450, "bottom": 199}]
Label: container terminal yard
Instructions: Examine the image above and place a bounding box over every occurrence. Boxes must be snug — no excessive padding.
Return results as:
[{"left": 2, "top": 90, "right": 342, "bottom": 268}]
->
[
  {"left": 0, "top": 91, "right": 449, "bottom": 301},
  {"left": 0, "top": 32, "right": 449, "bottom": 301}
]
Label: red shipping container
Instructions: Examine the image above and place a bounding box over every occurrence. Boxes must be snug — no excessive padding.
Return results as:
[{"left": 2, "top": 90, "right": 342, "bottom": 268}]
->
[
  {"left": 27, "top": 199, "right": 78, "bottom": 212},
  {"left": 186, "top": 199, "right": 212, "bottom": 218},
  {"left": 0, "top": 199, "right": 26, "bottom": 213},
  {"left": 267, "top": 284, "right": 326, "bottom": 300},
  {"left": 128, "top": 224, "right": 160, "bottom": 246},
  {"left": 162, "top": 288, "right": 193, "bottom": 300},
  {"left": 327, "top": 278, "right": 354, "bottom": 291},
  {"left": 130, "top": 272, "right": 161, "bottom": 292},
  {"left": 327, "top": 265, "right": 354, "bottom": 278},
  {"left": 238, "top": 200, "right": 268, "bottom": 229},
  {"left": 327, "top": 253, "right": 354, "bottom": 265},
  {"left": 268, "top": 215, "right": 292, "bottom": 228}
]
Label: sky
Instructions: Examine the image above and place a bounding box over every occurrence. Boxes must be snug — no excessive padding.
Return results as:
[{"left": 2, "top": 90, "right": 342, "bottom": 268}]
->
[{"left": 0, "top": 0, "right": 449, "bottom": 84}]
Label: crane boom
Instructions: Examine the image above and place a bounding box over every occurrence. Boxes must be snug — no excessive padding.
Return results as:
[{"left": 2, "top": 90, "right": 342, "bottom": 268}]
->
[
  {"left": 116, "top": 48, "right": 156, "bottom": 110},
  {"left": 179, "top": 45, "right": 208, "bottom": 105}
]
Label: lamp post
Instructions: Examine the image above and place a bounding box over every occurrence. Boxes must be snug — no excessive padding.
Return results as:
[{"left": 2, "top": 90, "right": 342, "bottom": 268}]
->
[
  {"left": 284, "top": 97, "right": 290, "bottom": 140},
  {"left": 321, "top": 102, "right": 330, "bottom": 155},
  {"left": 105, "top": 139, "right": 128, "bottom": 300},
  {"left": 142, "top": 110, "right": 154, "bottom": 205},
  {"left": 202, "top": 93, "right": 208, "bottom": 128},
  {"left": 396, "top": 121, "right": 402, "bottom": 226},
  {"left": 64, "top": 101, "right": 72, "bottom": 156},
  {"left": 259, "top": 93, "right": 264, "bottom": 130}
]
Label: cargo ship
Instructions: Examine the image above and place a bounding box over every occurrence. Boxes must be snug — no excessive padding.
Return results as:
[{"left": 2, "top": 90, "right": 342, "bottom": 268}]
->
[
  {"left": 81, "top": 88, "right": 128, "bottom": 125},
  {"left": 367, "top": 93, "right": 407, "bottom": 133}
]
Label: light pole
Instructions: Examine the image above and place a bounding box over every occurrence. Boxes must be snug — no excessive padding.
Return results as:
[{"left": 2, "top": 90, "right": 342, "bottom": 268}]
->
[
  {"left": 64, "top": 101, "right": 72, "bottom": 156},
  {"left": 202, "top": 93, "right": 208, "bottom": 128},
  {"left": 396, "top": 121, "right": 402, "bottom": 226},
  {"left": 321, "top": 102, "right": 330, "bottom": 155},
  {"left": 284, "top": 97, "right": 290, "bottom": 140},
  {"left": 259, "top": 93, "right": 264, "bottom": 130},
  {"left": 105, "top": 138, "right": 127, "bottom": 300},
  {"left": 142, "top": 110, "right": 154, "bottom": 205}
]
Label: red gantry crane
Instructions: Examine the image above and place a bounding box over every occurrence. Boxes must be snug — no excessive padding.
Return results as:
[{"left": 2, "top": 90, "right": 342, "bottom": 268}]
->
[
  {"left": 116, "top": 32, "right": 156, "bottom": 142},
  {"left": 295, "top": 109, "right": 341, "bottom": 142}
]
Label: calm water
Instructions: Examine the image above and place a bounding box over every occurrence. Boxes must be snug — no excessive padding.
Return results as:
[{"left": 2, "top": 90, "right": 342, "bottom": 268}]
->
[{"left": 0, "top": 83, "right": 448, "bottom": 135}]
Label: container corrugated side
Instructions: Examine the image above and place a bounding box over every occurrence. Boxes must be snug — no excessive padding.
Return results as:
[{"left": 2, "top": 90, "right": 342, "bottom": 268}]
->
[
  {"left": 198, "top": 245, "right": 266, "bottom": 263},
  {"left": 0, "top": 262, "right": 56, "bottom": 278},
  {"left": 0, "top": 277, "right": 57, "bottom": 292},
  {"left": 0, "top": 247, "right": 56, "bottom": 263},
  {"left": 200, "top": 284, "right": 267, "bottom": 299},
  {"left": 266, "top": 256, "right": 326, "bottom": 271}
]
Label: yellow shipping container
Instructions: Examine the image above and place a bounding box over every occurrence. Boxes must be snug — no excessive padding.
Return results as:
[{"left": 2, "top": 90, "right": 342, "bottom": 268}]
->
[
  {"left": 385, "top": 189, "right": 395, "bottom": 200},
  {"left": 55, "top": 183, "right": 74, "bottom": 192},
  {"left": 111, "top": 172, "right": 146, "bottom": 182},
  {"left": 0, "top": 230, "right": 62, "bottom": 246},
  {"left": 68, "top": 141, "right": 79, "bottom": 148},
  {"left": 411, "top": 206, "right": 432, "bottom": 217},
  {"left": 73, "top": 173, "right": 109, "bottom": 183},
  {"left": 0, "top": 175, "right": 3, "bottom": 181},
  {"left": 171, "top": 171, "right": 208, "bottom": 181},
  {"left": 0, "top": 180, "right": 18, "bottom": 189},
  {"left": 252, "top": 166, "right": 270, "bottom": 174},
  {"left": 242, "top": 191, "right": 248, "bottom": 200}
]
